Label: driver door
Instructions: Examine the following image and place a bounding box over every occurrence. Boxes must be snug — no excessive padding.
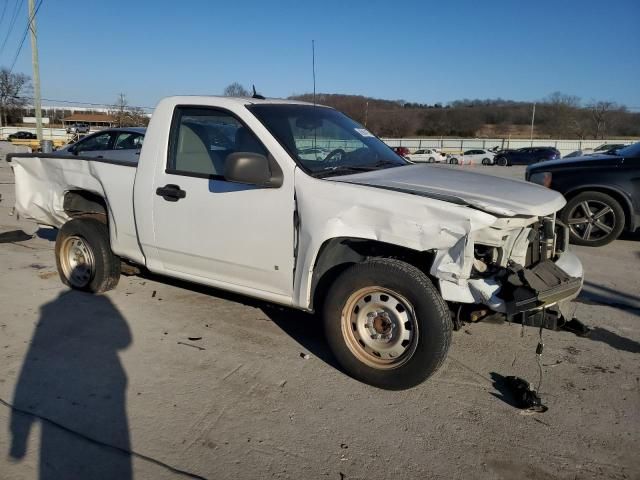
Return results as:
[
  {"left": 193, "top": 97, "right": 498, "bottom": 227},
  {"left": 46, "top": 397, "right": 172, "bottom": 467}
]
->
[{"left": 149, "top": 106, "right": 295, "bottom": 299}]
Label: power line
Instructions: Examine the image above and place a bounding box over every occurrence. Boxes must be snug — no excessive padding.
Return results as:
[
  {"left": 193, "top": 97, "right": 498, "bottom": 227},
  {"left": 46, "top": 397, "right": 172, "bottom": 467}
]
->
[
  {"left": 8, "top": 0, "right": 42, "bottom": 72},
  {"left": 0, "top": 0, "right": 23, "bottom": 56},
  {"left": 15, "top": 94, "right": 154, "bottom": 111},
  {"left": 0, "top": 1, "right": 10, "bottom": 29}
]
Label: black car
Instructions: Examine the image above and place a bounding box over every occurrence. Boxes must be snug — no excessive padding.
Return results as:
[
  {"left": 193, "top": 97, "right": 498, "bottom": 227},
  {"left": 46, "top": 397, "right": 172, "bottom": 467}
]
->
[
  {"left": 7, "top": 131, "right": 37, "bottom": 141},
  {"left": 526, "top": 142, "right": 640, "bottom": 247},
  {"left": 495, "top": 147, "right": 561, "bottom": 166}
]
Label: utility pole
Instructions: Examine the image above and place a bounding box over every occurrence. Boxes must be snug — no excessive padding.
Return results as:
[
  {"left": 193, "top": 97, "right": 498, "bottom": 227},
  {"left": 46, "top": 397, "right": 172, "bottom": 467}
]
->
[
  {"left": 364, "top": 101, "right": 369, "bottom": 128},
  {"left": 28, "top": 0, "right": 43, "bottom": 142},
  {"left": 529, "top": 102, "right": 536, "bottom": 146}
]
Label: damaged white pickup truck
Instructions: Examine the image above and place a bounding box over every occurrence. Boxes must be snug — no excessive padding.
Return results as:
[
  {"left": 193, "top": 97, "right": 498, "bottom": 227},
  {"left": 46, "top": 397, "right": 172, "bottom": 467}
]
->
[{"left": 7, "top": 96, "right": 583, "bottom": 389}]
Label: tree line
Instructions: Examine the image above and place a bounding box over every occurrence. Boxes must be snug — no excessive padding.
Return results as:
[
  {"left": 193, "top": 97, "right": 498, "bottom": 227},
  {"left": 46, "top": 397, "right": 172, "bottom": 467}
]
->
[{"left": 288, "top": 92, "right": 640, "bottom": 139}]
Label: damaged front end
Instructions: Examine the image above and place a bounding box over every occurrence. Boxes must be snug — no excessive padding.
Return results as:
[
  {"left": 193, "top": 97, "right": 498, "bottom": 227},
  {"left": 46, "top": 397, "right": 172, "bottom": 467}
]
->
[{"left": 433, "top": 214, "right": 583, "bottom": 328}]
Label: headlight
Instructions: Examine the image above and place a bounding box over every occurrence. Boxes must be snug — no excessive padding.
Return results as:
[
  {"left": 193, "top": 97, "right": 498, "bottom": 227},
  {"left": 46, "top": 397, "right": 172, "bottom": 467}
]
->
[{"left": 529, "top": 171, "right": 552, "bottom": 187}]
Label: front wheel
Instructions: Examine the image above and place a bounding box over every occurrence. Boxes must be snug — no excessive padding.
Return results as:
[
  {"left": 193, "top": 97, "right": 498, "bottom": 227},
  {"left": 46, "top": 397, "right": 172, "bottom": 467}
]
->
[
  {"left": 496, "top": 157, "right": 508, "bottom": 166},
  {"left": 323, "top": 259, "right": 451, "bottom": 390},
  {"left": 481, "top": 158, "right": 491, "bottom": 165},
  {"left": 55, "top": 217, "right": 121, "bottom": 293},
  {"left": 560, "top": 191, "right": 625, "bottom": 247}
]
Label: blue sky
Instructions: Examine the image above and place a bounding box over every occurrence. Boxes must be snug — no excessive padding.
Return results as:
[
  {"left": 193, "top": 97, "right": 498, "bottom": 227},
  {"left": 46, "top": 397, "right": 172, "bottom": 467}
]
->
[{"left": 1, "top": 0, "right": 639, "bottom": 109}]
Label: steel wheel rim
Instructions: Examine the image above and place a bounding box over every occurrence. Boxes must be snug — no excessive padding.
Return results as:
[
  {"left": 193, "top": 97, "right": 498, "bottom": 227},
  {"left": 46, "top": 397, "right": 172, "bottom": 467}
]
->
[
  {"left": 567, "top": 200, "right": 616, "bottom": 241},
  {"left": 60, "top": 235, "right": 95, "bottom": 288},
  {"left": 340, "top": 287, "right": 418, "bottom": 370}
]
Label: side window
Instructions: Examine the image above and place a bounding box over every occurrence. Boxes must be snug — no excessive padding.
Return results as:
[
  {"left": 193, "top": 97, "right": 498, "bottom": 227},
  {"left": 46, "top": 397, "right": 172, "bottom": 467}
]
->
[
  {"left": 168, "top": 107, "right": 268, "bottom": 176},
  {"left": 114, "top": 132, "right": 144, "bottom": 150},
  {"left": 464, "top": 150, "right": 474, "bottom": 155},
  {"left": 414, "top": 150, "right": 424, "bottom": 154},
  {"left": 74, "top": 132, "right": 113, "bottom": 153}
]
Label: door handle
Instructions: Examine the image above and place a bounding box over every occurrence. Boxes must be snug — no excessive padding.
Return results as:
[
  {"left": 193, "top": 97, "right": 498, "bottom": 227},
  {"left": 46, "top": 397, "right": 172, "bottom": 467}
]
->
[{"left": 156, "top": 184, "right": 186, "bottom": 202}]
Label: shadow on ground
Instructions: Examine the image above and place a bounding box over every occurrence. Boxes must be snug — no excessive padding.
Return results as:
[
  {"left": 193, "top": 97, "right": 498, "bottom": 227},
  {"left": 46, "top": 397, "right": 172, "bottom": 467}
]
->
[
  {"left": 8, "top": 290, "right": 132, "bottom": 480},
  {"left": 141, "top": 271, "right": 342, "bottom": 372},
  {"left": 0, "top": 230, "right": 33, "bottom": 243},
  {"left": 578, "top": 281, "right": 640, "bottom": 315},
  {"left": 489, "top": 372, "right": 519, "bottom": 408},
  {"left": 587, "top": 327, "right": 640, "bottom": 354}
]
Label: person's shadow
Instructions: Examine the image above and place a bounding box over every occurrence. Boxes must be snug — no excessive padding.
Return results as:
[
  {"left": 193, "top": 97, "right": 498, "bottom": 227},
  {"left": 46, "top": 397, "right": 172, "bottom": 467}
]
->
[{"left": 9, "top": 290, "right": 132, "bottom": 480}]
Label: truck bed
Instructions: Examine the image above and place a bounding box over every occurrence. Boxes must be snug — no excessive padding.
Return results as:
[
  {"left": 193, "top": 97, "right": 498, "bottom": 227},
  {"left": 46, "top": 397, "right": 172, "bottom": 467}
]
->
[{"left": 6, "top": 153, "right": 144, "bottom": 264}]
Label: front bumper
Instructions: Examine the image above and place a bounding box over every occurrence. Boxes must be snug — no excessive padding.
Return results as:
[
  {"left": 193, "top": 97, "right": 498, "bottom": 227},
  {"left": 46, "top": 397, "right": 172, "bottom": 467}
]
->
[{"left": 459, "top": 250, "right": 583, "bottom": 315}]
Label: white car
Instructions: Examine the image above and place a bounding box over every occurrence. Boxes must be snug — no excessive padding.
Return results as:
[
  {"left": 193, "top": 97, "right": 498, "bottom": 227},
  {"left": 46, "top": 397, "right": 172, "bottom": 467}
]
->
[
  {"left": 8, "top": 95, "right": 583, "bottom": 390},
  {"left": 406, "top": 148, "right": 447, "bottom": 163},
  {"left": 448, "top": 149, "right": 495, "bottom": 165}
]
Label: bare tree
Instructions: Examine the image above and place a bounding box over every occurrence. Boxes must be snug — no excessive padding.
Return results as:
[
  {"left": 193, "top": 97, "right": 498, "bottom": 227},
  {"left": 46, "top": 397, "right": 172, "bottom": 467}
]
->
[
  {"left": 223, "top": 82, "right": 249, "bottom": 97},
  {"left": 111, "top": 93, "right": 129, "bottom": 127},
  {"left": 588, "top": 101, "right": 617, "bottom": 139},
  {"left": 0, "top": 68, "right": 32, "bottom": 126},
  {"left": 110, "top": 93, "right": 148, "bottom": 127}
]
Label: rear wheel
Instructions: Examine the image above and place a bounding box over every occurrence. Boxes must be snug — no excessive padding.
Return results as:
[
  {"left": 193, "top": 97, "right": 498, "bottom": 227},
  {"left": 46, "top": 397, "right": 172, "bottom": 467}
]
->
[
  {"left": 428, "top": 157, "right": 435, "bottom": 163},
  {"left": 449, "top": 158, "right": 459, "bottom": 165},
  {"left": 323, "top": 259, "right": 451, "bottom": 390},
  {"left": 560, "top": 191, "right": 625, "bottom": 247},
  {"left": 481, "top": 158, "right": 491, "bottom": 165},
  {"left": 496, "top": 156, "right": 508, "bottom": 166},
  {"left": 55, "top": 217, "right": 120, "bottom": 292}
]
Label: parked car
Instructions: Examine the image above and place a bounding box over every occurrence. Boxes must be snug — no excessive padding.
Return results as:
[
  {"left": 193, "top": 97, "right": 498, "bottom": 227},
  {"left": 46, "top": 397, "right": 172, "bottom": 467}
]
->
[
  {"left": 448, "top": 149, "right": 495, "bottom": 165},
  {"left": 406, "top": 148, "right": 447, "bottom": 163},
  {"left": 564, "top": 143, "right": 627, "bottom": 159},
  {"left": 526, "top": 142, "right": 640, "bottom": 246},
  {"left": 55, "top": 127, "right": 146, "bottom": 163},
  {"left": 7, "top": 131, "right": 37, "bottom": 141},
  {"left": 494, "top": 147, "right": 560, "bottom": 166},
  {"left": 392, "top": 146, "right": 410, "bottom": 158},
  {"left": 66, "top": 123, "right": 91, "bottom": 134},
  {"left": 8, "top": 96, "right": 583, "bottom": 390}
]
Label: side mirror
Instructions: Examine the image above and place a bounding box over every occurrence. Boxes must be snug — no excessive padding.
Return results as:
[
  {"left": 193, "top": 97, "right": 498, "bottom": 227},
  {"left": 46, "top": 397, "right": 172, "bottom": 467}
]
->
[{"left": 224, "top": 153, "right": 282, "bottom": 187}]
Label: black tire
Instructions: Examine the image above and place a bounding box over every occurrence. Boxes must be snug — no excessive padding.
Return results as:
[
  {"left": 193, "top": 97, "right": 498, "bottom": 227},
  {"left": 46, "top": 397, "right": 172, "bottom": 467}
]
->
[
  {"left": 496, "top": 156, "right": 508, "bottom": 166},
  {"left": 481, "top": 158, "right": 491, "bottom": 165},
  {"left": 55, "top": 217, "right": 121, "bottom": 293},
  {"left": 449, "top": 158, "right": 459, "bottom": 165},
  {"left": 560, "top": 191, "right": 625, "bottom": 247},
  {"left": 428, "top": 157, "right": 435, "bottom": 163},
  {"left": 323, "top": 258, "right": 451, "bottom": 390}
]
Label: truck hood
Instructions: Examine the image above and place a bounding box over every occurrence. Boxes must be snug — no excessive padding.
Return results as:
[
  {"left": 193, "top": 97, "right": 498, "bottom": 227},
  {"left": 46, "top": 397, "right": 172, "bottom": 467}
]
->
[{"left": 331, "top": 164, "right": 565, "bottom": 217}]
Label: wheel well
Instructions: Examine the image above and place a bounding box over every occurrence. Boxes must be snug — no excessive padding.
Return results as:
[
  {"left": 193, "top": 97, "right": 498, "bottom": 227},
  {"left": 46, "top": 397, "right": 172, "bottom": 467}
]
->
[
  {"left": 564, "top": 186, "right": 633, "bottom": 230},
  {"left": 63, "top": 190, "right": 108, "bottom": 219},
  {"left": 310, "top": 238, "right": 435, "bottom": 312}
]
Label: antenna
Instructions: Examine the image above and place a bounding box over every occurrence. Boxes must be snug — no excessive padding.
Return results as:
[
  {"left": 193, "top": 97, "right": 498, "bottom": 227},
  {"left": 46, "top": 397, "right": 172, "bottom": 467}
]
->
[
  {"left": 312, "top": 39, "right": 316, "bottom": 105},
  {"left": 312, "top": 39, "right": 317, "bottom": 150},
  {"left": 252, "top": 84, "right": 265, "bottom": 100}
]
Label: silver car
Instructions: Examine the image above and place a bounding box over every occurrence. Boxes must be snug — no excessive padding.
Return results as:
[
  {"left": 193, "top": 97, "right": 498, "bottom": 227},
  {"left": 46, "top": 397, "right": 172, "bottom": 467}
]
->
[{"left": 56, "top": 127, "right": 146, "bottom": 163}]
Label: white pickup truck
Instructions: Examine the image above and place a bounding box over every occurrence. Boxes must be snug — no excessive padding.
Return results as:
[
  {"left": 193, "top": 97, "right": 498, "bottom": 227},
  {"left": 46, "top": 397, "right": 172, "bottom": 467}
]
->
[{"left": 7, "top": 96, "right": 583, "bottom": 389}]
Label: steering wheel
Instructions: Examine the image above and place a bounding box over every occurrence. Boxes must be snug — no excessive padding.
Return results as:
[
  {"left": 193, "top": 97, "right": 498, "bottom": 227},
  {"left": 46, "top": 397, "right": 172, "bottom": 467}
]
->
[{"left": 324, "top": 148, "right": 346, "bottom": 164}]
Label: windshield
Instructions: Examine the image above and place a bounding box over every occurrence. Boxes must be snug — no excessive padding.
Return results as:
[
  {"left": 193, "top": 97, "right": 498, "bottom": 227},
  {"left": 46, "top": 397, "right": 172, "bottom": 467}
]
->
[
  {"left": 613, "top": 142, "right": 640, "bottom": 157},
  {"left": 247, "top": 104, "right": 407, "bottom": 177}
]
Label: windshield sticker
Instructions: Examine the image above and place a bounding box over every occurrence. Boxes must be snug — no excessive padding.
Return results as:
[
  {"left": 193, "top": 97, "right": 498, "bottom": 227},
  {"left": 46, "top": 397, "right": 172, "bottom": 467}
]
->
[{"left": 354, "top": 128, "right": 374, "bottom": 138}]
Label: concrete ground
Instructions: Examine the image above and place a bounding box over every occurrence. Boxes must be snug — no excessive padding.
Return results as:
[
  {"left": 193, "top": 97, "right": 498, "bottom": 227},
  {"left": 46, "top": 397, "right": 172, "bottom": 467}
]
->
[{"left": 0, "top": 147, "right": 638, "bottom": 479}]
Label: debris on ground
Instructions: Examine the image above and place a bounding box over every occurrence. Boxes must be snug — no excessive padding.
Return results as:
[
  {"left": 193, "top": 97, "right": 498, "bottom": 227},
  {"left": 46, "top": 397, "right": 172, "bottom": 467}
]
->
[
  {"left": 505, "top": 376, "right": 547, "bottom": 413},
  {"left": 300, "top": 353, "right": 310, "bottom": 360},
  {"left": 187, "top": 336, "right": 202, "bottom": 341},
  {"left": 177, "top": 341, "right": 206, "bottom": 351},
  {"left": 152, "top": 290, "right": 157, "bottom": 298}
]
